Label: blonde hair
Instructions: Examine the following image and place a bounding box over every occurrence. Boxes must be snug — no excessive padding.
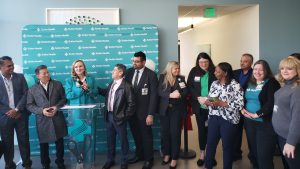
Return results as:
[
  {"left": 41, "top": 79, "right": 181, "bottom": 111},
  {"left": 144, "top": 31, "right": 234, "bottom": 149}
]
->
[
  {"left": 162, "top": 61, "right": 180, "bottom": 88},
  {"left": 277, "top": 56, "right": 300, "bottom": 87},
  {"left": 71, "top": 60, "right": 87, "bottom": 78}
]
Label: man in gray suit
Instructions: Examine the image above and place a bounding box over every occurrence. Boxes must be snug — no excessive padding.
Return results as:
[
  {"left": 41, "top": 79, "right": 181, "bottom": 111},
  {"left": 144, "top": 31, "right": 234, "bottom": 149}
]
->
[
  {"left": 27, "top": 65, "right": 67, "bottom": 169},
  {"left": 0, "top": 56, "right": 32, "bottom": 169}
]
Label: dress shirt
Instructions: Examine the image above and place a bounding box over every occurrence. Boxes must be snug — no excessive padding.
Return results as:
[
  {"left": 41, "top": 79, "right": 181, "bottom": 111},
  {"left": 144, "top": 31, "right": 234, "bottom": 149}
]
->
[
  {"left": 131, "top": 67, "right": 145, "bottom": 86},
  {"left": 1, "top": 72, "right": 15, "bottom": 109},
  {"left": 109, "top": 78, "right": 123, "bottom": 112}
]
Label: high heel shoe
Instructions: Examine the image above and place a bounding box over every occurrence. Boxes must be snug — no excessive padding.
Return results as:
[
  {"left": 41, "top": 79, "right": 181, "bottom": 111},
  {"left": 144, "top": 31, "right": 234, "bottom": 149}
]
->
[
  {"left": 161, "top": 158, "right": 171, "bottom": 165},
  {"left": 169, "top": 164, "right": 177, "bottom": 169}
]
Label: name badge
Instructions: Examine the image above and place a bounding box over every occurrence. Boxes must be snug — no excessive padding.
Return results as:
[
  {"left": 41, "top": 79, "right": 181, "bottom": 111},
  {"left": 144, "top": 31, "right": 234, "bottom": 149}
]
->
[
  {"left": 256, "top": 84, "right": 263, "bottom": 90},
  {"left": 142, "top": 88, "right": 148, "bottom": 95},
  {"left": 194, "top": 76, "right": 200, "bottom": 82},
  {"left": 179, "top": 82, "right": 186, "bottom": 88}
]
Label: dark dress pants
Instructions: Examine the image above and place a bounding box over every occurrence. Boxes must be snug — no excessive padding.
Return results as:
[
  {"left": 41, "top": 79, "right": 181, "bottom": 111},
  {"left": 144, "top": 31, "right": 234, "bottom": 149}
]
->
[
  {"left": 232, "top": 115, "right": 244, "bottom": 159},
  {"left": 195, "top": 108, "right": 208, "bottom": 151},
  {"left": 205, "top": 115, "right": 238, "bottom": 169},
  {"left": 0, "top": 115, "right": 31, "bottom": 168},
  {"left": 244, "top": 118, "right": 277, "bottom": 169},
  {"left": 129, "top": 113, "right": 154, "bottom": 161},
  {"left": 277, "top": 135, "right": 300, "bottom": 169},
  {"left": 106, "top": 113, "right": 129, "bottom": 165},
  {"left": 40, "top": 137, "right": 64, "bottom": 167},
  {"left": 160, "top": 105, "right": 182, "bottom": 160}
]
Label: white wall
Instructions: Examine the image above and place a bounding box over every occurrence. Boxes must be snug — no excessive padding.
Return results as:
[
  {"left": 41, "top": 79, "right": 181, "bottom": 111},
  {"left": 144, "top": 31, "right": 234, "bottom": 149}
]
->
[{"left": 179, "top": 5, "right": 259, "bottom": 78}]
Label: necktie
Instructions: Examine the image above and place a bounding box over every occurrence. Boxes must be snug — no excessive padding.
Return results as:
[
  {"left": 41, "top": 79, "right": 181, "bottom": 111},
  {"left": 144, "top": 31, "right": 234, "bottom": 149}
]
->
[
  {"left": 133, "top": 70, "right": 139, "bottom": 89},
  {"left": 108, "top": 82, "right": 116, "bottom": 112}
]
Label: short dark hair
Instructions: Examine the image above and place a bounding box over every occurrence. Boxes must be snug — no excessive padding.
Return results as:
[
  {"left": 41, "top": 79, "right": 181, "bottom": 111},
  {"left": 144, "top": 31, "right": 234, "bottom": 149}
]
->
[
  {"left": 290, "top": 53, "right": 300, "bottom": 60},
  {"left": 35, "top": 65, "right": 48, "bottom": 75},
  {"left": 0, "top": 56, "right": 12, "bottom": 66},
  {"left": 217, "top": 62, "right": 234, "bottom": 84},
  {"left": 242, "top": 53, "right": 254, "bottom": 63},
  {"left": 115, "top": 64, "right": 126, "bottom": 77},
  {"left": 134, "top": 51, "right": 146, "bottom": 62}
]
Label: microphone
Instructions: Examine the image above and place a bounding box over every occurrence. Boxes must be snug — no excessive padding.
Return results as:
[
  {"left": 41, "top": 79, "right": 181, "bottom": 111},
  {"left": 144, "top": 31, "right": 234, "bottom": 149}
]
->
[{"left": 77, "top": 78, "right": 89, "bottom": 93}]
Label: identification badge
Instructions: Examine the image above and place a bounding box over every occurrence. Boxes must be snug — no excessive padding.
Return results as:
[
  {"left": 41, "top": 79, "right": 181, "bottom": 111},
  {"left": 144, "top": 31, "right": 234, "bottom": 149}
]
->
[
  {"left": 142, "top": 88, "right": 148, "bottom": 95},
  {"left": 256, "top": 84, "right": 263, "bottom": 90},
  {"left": 179, "top": 82, "right": 186, "bottom": 88},
  {"left": 194, "top": 76, "right": 200, "bottom": 82}
]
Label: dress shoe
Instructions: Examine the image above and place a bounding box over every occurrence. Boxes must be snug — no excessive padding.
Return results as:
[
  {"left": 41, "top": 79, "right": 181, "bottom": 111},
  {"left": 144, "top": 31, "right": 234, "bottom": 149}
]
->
[
  {"left": 57, "top": 163, "right": 66, "bottom": 169},
  {"left": 5, "top": 162, "right": 16, "bottom": 169},
  {"left": 197, "top": 158, "right": 205, "bottom": 166},
  {"left": 120, "top": 164, "right": 128, "bottom": 169},
  {"left": 128, "top": 156, "right": 143, "bottom": 164},
  {"left": 169, "top": 164, "right": 177, "bottom": 169},
  {"left": 102, "top": 161, "right": 115, "bottom": 169},
  {"left": 161, "top": 158, "right": 171, "bottom": 165},
  {"left": 142, "top": 161, "right": 153, "bottom": 169},
  {"left": 42, "top": 164, "right": 50, "bottom": 169}
]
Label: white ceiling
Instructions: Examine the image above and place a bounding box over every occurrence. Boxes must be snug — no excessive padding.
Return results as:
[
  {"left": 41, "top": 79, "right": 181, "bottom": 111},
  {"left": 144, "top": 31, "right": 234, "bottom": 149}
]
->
[{"left": 178, "top": 5, "right": 253, "bottom": 33}]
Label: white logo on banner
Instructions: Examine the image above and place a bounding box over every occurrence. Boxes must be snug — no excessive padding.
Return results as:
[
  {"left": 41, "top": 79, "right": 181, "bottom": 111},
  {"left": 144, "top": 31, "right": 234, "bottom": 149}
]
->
[
  {"left": 104, "top": 45, "right": 122, "bottom": 49},
  {"left": 77, "top": 34, "right": 96, "bottom": 37},
  {"left": 118, "top": 51, "right": 135, "bottom": 55},
  {"left": 130, "top": 45, "right": 148, "bottom": 49},
  {"left": 91, "top": 27, "right": 109, "bottom": 31},
  {"left": 23, "top": 34, "right": 42, "bottom": 38},
  {"left": 64, "top": 53, "right": 83, "bottom": 56},
  {"left": 143, "top": 38, "right": 158, "bottom": 42},
  {"left": 51, "top": 59, "right": 70, "bottom": 63},
  {"left": 37, "top": 53, "right": 56, "bottom": 57},
  {"left": 37, "top": 41, "right": 56, "bottom": 44},
  {"left": 91, "top": 52, "right": 110, "bottom": 55},
  {"left": 117, "top": 39, "right": 135, "bottom": 43},
  {"left": 50, "top": 34, "right": 69, "bottom": 38},
  {"left": 78, "top": 46, "right": 97, "bottom": 50},
  {"left": 64, "top": 40, "right": 83, "bottom": 44},
  {"left": 51, "top": 47, "right": 69, "bottom": 50},
  {"left": 91, "top": 39, "right": 109, "bottom": 43},
  {"left": 130, "top": 33, "right": 147, "bottom": 37},
  {"left": 104, "top": 33, "right": 122, "bottom": 37},
  {"left": 105, "top": 58, "right": 123, "bottom": 62},
  {"left": 64, "top": 27, "right": 83, "bottom": 31}
]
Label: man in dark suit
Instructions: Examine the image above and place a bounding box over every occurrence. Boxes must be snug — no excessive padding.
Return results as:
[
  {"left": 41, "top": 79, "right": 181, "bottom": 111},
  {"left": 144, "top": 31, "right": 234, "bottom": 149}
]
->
[
  {"left": 26, "top": 65, "right": 67, "bottom": 169},
  {"left": 0, "top": 56, "right": 32, "bottom": 169},
  {"left": 125, "top": 51, "right": 158, "bottom": 169},
  {"left": 233, "top": 53, "right": 253, "bottom": 162},
  {"left": 98, "top": 64, "right": 135, "bottom": 169}
]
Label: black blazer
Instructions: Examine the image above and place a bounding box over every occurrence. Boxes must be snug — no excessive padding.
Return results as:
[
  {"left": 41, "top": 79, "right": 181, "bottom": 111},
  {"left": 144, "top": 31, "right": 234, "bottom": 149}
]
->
[
  {"left": 125, "top": 67, "right": 158, "bottom": 119},
  {"left": 98, "top": 79, "right": 136, "bottom": 125},
  {"left": 158, "top": 74, "right": 188, "bottom": 116},
  {"left": 187, "top": 67, "right": 216, "bottom": 114},
  {"left": 245, "top": 77, "right": 280, "bottom": 122},
  {"left": 0, "top": 73, "right": 29, "bottom": 127}
]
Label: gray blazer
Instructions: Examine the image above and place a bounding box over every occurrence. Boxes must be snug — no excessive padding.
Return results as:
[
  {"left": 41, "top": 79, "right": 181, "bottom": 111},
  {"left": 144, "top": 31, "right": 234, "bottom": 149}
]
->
[
  {"left": 26, "top": 79, "right": 67, "bottom": 143},
  {"left": 0, "top": 72, "right": 29, "bottom": 127}
]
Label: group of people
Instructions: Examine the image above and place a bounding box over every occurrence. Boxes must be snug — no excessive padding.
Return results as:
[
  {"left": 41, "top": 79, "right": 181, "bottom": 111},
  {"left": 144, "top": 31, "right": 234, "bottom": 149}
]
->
[{"left": 0, "top": 51, "right": 299, "bottom": 169}]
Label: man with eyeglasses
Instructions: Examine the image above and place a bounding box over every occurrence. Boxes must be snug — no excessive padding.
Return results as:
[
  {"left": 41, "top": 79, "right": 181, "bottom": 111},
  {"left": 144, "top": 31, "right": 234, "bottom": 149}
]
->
[
  {"left": 0, "top": 56, "right": 32, "bottom": 169},
  {"left": 125, "top": 51, "right": 158, "bottom": 169}
]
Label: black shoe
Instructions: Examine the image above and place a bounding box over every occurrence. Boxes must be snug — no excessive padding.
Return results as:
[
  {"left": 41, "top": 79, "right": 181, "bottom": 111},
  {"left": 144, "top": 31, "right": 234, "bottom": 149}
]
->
[
  {"left": 161, "top": 158, "right": 171, "bottom": 165},
  {"left": 120, "top": 164, "right": 128, "bottom": 169},
  {"left": 57, "top": 163, "right": 66, "bottom": 169},
  {"left": 142, "top": 161, "right": 153, "bottom": 169},
  {"left": 197, "top": 159, "right": 205, "bottom": 166},
  {"left": 169, "top": 164, "right": 177, "bottom": 169},
  {"left": 128, "top": 156, "right": 143, "bottom": 164},
  {"left": 102, "top": 161, "right": 115, "bottom": 169},
  {"left": 5, "top": 162, "right": 16, "bottom": 169},
  {"left": 42, "top": 164, "right": 50, "bottom": 169}
]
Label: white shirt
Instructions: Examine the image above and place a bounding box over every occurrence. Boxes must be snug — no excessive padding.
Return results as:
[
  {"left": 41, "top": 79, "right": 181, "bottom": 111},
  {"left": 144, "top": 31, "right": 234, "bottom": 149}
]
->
[
  {"left": 0, "top": 72, "right": 15, "bottom": 109},
  {"left": 108, "top": 78, "right": 123, "bottom": 112},
  {"left": 40, "top": 81, "right": 49, "bottom": 91},
  {"left": 131, "top": 67, "right": 145, "bottom": 86}
]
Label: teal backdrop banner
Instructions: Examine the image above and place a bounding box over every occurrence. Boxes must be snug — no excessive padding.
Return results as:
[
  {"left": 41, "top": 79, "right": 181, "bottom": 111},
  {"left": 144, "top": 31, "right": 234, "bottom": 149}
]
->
[{"left": 22, "top": 24, "right": 160, "bottom": 155}]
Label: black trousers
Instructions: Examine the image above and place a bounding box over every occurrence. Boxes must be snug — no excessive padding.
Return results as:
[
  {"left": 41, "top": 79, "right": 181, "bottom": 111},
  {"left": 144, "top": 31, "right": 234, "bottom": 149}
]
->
[
  {"left": 129, "top": 113, "right": 153, "bottom": 161},
  {"left": 277, "top": 135, "right": 300, "bottom": 169},
  {"left": 195, "top": 108, "right": 208, "bottom": 151},
  {"left": 40, "top": 138, "right": 64, "bottom": 166},
  {"left": 244, "top": 118, "right": 277, "bottom": 169},
  {"left": 0, "top": 115, "right": 31, "bottom": 168},
  {"left": 160, "top": 105, "right": 182, "bottom": 160}
]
